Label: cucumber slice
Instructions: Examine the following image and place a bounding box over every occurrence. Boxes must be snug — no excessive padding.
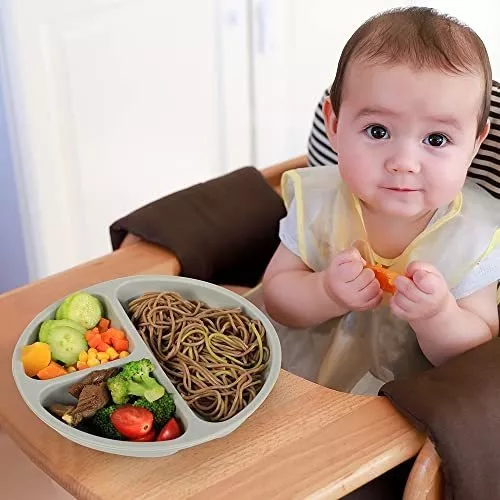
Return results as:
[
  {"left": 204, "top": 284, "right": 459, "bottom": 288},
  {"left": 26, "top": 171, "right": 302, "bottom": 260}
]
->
[
  {"left": 39, "top": 319, "right": 86, "bottom": 343},
  {"left": 47, "top": 326, "right": 88, "bottom": 365},
  {"left": 39, "top": 320, "right": 56, "bottom": 343},
  {"left": 55, "top": 293, "right": 76, "bottom": 320},
  {"left": 56, "top": 292, "right": 103, "bottom": 330}
]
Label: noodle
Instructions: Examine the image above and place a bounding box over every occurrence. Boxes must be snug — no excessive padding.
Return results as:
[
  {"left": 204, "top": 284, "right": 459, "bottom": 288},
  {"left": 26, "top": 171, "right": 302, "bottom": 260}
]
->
[{"left": 128, "top": 291, "right": 270, "bottom": 422}]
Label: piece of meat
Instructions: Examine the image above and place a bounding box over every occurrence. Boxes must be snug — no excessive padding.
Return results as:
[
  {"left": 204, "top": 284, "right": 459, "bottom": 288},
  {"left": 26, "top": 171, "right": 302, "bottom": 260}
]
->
[
  {"left": 62, "top": 382, "right": 110, "bottom": 427},
  {"left": 49, "top": 403, "right": 75, "bottom": 419},
  {"left": 68, "top": 367, "right": 119, "bottom": 398}
]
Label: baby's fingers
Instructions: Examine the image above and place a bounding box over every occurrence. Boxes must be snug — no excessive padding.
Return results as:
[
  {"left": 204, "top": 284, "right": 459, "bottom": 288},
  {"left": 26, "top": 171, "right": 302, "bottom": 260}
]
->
[
  {"left": 354, "top": 267, "right": 376, "bottom": 291},
  {"left": 394, "top": 275, "right": 422, "bottom": 302},
  {"left": 412, "top": 270, "right": 440, "bottom": 294},
  {"left": 358, "top": 288, "right": 384, "bottom": 311},
  {"left": 332, "top": 248, "right": 364, "bottom": 266},
  {"left": 336, "top": 259, "right": 365, "bottom": 282}
]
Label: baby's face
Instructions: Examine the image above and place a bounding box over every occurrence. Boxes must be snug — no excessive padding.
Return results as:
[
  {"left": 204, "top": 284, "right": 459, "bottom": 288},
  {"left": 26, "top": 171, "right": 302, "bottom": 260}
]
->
[{"left": 325, "top": 61, "right": 488, "bottom": 218}]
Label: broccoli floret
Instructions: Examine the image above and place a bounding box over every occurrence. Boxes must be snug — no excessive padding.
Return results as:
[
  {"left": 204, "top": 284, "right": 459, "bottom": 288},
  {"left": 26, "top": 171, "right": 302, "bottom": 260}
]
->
[
  {"left": 127, "top": 379, "right": 165, "bottom": 402},
  {"left": 107, "top": 374, "right": 130, "bottom": 405},
  {"left": 133, "top": 393, "right": 176, "bottom": 428},
  {"left": 120, "top": 358, "right": 155, "bottom": 381},
  {"left": 107, "top": 359, "right": 165, "bottom": 405},
  {"left": 91, "top": 405, "right": 124, "bottom": 440},
  {"left": 120, "top": 359, "right": 165, "bottom": 403}
]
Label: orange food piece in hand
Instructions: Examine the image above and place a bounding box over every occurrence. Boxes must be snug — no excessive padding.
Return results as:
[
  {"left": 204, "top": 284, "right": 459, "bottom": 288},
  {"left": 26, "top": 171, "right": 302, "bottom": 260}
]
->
[{"left": 366, "top": 264, "right": 399, "bottom": 295}]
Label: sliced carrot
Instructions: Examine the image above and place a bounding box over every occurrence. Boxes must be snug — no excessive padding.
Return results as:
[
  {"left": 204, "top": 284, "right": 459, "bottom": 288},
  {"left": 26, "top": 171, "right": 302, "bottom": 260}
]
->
[
  {"left": 37, "top": 361, "right": 67, "bottom": 380},
  {"left": 85, "top": 328, "right": 99, "bottom": 342},
  {"left": 88, "top": 333, "right": 103, "bottom": 349},
  {"left": 101, "top": 330, "right": 113, "bottom": 344},
  {"left": 112, "top": 338, "right": 129, "bottom": 353},
  {"left": 102, "top": 328, "right": 125, "bottom": 344},
  {"left": 96, "top": 342, "right": 111, "bottom": 352},
  {"left": 107, "top": 328, "right": 125, "bottom": 340},
  {"left": 97, "top": 318, "right": 110, "bottom": 333}
]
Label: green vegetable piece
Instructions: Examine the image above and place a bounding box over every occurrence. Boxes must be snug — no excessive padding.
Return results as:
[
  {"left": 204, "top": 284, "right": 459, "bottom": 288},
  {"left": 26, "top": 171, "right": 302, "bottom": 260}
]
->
[
  {"left": 120, "top": 358, "right": 155, "bottom": 380},
  {"left": 39, "top": 319, "right": 86, "bottom": 343},
  {"left": 38, "top": 320, "right": 55, "bottom": 343},
  {"left": 55, "top": 292, "right": 103, "bottom": 330},
  {"left": 121, "top": 359, "right": 165, "bottom": 402},
  {"left": 133, "top": 394, "right": 176, "bottom": 429},
  {"left": 107, "top": 359, "right": 166, "bottom": 405},
  {"left": 91, "top": 405, "right": 125, "bottom": 440},
  {"left": 46, "top": 326, "right": 88, "bottom": 366},
  {"left": 127, "top": 379, "right": 165, "bottom": 403},
  {"left": 107, "top": 375, "right": 130, "bottom": 405}
]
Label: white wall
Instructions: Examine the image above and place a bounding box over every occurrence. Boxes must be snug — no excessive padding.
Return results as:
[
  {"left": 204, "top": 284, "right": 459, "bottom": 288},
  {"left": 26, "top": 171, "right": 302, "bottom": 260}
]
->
[
  {"left": 411, "top": 1, "right": 500, "bottom": 76},
  {"left": 252, "top": 0, "right": 407, "bottom": 167},
  {"left": 253, "top": 0, "right": 500, "bottom": 167},
  {"left": 0, "top": 0, "right": 252, "bottom": 282},
  {"left": 0, "top": 68, "right": 29, "bottom": 293}
]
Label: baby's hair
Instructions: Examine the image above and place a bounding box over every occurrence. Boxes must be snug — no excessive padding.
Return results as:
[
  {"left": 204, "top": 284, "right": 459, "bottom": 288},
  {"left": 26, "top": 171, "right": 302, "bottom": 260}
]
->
[{"left": 330, "top": 7, "right": 492, "bottom": 135}]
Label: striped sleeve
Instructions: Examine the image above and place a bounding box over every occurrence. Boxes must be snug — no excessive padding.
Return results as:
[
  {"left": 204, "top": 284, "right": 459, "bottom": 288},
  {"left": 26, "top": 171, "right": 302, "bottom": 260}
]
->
[
  {"left": 307, "top": 89, "right": 338, "bottom": 167},
  {"left": 468, "top": 81, "right": 500, "bottom": 199}
]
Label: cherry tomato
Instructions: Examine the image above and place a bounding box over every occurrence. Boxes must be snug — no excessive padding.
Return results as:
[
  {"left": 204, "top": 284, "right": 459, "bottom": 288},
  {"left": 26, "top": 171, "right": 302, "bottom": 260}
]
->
[
  {"left": 156, "top": 417, "right": 182, "bottom": 441},
  {"left": 133, "top": 428, "right": 156, "bottom": 442},
  {"left": 110, "top": 406, "right": 153, "bottom": 439}
]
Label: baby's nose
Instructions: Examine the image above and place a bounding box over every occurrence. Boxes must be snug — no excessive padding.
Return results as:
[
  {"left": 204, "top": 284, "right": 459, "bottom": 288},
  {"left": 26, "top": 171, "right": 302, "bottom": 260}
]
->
[{"left": 385, "top": 149, "right": 420, "bottom": 173}]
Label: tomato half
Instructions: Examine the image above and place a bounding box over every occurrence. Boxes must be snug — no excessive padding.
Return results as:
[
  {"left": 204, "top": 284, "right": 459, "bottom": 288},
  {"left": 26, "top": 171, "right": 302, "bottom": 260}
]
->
[
  {"left": 133, "top": 428, "right": 156, "bottom": 442},
  {"left": 110, "top": 406, "right": 153, "bottom": 439},
  {"left": 156, "top": 417, "right": 182, "bottom": 441}
]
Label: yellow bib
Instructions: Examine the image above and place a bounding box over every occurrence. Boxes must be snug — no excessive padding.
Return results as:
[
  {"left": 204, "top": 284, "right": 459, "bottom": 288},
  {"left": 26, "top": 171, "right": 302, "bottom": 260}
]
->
[
  {"left": 282, "top": 166, "right": 500, "bottom": 291},
  {"left": 275, "top": 166, "right": 500, "bottom": 393}
]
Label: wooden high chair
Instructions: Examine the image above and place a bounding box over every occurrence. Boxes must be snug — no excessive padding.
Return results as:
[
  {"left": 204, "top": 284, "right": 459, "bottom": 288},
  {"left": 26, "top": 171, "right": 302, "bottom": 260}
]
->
[
  {"left": 119, "top": 154, "right": 445, "bottom": 498},
  {"left": 263, "top": 155, "right": 443, "bottom": 499}
]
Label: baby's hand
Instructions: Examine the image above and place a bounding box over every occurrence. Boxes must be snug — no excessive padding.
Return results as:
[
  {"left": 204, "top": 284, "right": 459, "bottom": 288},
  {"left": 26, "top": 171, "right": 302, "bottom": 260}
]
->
[
  {"left": 323, "top": 248, "right": 383, "bottom": 311},
  {"left": 391, "top": 261, "right": 451, "bottom": 321}
]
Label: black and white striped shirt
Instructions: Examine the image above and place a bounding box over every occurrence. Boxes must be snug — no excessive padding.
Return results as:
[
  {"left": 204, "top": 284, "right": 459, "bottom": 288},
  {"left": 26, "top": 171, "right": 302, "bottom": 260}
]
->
[{"left": 307, "top": 82, "right": 500, "bottom": 199}]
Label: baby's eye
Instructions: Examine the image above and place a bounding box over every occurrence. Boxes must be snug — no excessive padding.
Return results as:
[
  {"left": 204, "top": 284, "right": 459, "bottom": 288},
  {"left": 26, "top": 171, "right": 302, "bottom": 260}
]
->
[
  {"left": 423, "top": 133, "right": 448, "bottom": 147},
  {"left": 365, "top": 125, "right": 389, "bottom": 140}
]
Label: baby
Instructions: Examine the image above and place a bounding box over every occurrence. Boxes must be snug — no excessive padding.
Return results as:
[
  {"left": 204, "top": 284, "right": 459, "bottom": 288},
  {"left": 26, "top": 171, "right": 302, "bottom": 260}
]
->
[{"left": 262, "top": 7, "right": 500, "bottom": 394}]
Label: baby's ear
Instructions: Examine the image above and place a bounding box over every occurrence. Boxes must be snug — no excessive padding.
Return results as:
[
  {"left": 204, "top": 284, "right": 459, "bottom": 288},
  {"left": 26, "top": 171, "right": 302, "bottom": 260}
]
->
[
  {"left": 322, "top": 97, "right": 340, "bottom": 151},
  {"left": 473, "top": 119, "right": 490, "bottom": 156}
]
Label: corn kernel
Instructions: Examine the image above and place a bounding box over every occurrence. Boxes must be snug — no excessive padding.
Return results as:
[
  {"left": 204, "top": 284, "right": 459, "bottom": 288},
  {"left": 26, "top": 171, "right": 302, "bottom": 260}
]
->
[
  {"left": 100, "top": 359, "right": 108, "bottom": 365},
  {"left": 78, "top": 350, "right": 88, "bottom": 363},
  {"left": 97, "top": 352, "right": 109, "bottom": 361},
  {"left": 87, "top": 358, "right": 100, "bottom": 367},
  {"left": 67, "top": 366, "right": 77, "bottom": 373},
  {"left": 119, "top": 350, "right": 129, "bottom": 359},
  {"left": 76, "top": 361, "right": 88, "bottom": 370},
  {"left": 106, "top": 347, "right": 119, "bottom": 360},
  {"left": 88, "top": 347, "right": 98, "bottom": 356}
]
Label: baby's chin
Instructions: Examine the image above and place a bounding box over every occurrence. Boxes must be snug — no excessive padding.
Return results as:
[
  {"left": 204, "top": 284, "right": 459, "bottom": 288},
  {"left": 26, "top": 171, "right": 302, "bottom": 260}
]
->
[{"left": 363, "top": 197, "right": 433, "bottom": 220}]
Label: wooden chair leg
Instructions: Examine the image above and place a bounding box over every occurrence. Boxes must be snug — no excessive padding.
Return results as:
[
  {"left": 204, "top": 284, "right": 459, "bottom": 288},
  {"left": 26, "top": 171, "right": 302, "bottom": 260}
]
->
[{"left": 403, "top": 437, "right": 443, "bottom": 500}]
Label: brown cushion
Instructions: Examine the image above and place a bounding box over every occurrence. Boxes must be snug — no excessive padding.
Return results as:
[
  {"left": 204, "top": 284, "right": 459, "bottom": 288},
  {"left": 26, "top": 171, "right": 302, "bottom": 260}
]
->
[
  {"left": 380, "top": 337, "right": 500, "bottom": 500},
  {"left": 110, "top": 166, "right": 286, "bottom": 287}
]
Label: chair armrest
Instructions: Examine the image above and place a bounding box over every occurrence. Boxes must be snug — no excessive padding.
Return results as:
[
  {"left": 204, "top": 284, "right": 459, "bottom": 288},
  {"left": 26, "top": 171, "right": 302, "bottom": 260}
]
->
[
  {"left": 403, "top": 438, "right": 443, "bottom": 500},
  {"left": 261, "top": 155, "right": 308, "bottom": 194}
]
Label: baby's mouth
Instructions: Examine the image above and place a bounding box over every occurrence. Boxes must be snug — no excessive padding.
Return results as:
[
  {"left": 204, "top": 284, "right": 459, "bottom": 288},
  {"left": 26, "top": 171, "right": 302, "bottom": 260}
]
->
[{"left": 383, "top": 187, "right": 421, "bottom": 192}]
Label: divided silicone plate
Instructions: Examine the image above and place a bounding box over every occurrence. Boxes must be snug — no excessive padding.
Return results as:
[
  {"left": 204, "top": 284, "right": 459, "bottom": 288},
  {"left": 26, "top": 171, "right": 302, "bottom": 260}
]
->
[{"left": 12, "top": 276, "right": 281, "bottom": 458}]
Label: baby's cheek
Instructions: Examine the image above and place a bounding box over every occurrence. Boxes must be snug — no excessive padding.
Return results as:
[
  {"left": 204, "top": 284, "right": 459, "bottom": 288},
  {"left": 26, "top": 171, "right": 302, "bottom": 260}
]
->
[
  {"left": 339, "top": 158, "right": 376, "bottom": 196},
  {"left": 424, "top": 160, "right": 468, "bottom": 206}
]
